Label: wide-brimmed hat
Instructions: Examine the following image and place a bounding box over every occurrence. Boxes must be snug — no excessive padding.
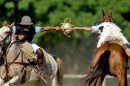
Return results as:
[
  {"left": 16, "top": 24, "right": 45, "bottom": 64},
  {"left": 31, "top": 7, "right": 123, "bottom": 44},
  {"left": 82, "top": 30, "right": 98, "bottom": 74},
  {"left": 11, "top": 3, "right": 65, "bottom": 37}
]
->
[{"left": 19, "top": 16, "right": 33, "bottom": 25}]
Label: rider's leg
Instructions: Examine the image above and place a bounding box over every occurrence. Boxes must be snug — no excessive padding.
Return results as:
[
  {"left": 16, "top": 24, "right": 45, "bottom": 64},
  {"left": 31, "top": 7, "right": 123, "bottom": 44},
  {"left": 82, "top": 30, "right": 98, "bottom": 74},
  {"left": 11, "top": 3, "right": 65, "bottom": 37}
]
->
[
  {"left": 0, "top": 77, "right": 4, "bottom": 86},
  {"left": 120, "top": 35, "right": 130, "bottom": 57},
  {"left": 32, "top": 44, "right": 47, "bottom": 79},
  {"left": 36, "top": 48, "right": 45, "bottom": 65},
  {"left": 32, "top": 43, "right": 45, "bottom": 65}
]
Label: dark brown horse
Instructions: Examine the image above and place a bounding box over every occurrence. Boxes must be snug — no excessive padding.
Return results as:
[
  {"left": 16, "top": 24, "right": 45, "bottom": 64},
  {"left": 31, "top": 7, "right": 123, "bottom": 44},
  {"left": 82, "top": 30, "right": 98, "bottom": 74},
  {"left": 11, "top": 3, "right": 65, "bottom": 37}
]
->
[{"left": 81, "top": 10, "right": 129, "bottom": 86}]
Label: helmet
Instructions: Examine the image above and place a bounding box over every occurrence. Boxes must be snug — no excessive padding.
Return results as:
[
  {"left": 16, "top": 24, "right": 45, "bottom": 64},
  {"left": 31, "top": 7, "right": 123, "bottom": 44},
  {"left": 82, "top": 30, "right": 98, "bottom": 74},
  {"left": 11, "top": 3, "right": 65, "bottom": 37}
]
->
[{"left": 19, "top": 16, "right": 33, "bottom": 25}]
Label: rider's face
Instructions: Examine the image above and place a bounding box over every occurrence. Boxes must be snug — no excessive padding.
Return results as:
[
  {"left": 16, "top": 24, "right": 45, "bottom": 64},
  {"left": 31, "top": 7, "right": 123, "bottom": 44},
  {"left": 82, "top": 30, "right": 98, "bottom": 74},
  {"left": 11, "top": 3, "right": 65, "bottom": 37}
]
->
[{"left": 22, "top": 25, "right": 30, "bottom": 31}]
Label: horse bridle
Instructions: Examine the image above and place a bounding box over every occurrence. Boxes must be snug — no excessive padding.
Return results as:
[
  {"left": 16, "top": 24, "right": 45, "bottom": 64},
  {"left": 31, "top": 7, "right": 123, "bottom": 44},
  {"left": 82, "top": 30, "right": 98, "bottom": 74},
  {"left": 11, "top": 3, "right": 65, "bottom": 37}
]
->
[
  {"left": 0, "top": 27, "right": 47, "bottom": 83},
  {"left": 0, "top": 31, "right": 13, "bottom": 62},
  {"left": 0, "top": 27, "right": 30, "bottom": 81}
]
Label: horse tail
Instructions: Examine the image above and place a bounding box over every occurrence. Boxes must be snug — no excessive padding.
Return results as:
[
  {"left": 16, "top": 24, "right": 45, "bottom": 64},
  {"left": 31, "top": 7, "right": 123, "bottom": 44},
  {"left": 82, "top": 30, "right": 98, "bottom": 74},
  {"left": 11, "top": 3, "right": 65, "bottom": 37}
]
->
[
  {"left": 54, "top": 56, "right": 64, "bottom": 86},
  {"left": 81, "top": 50, "right": 110, "bottom": 85}
]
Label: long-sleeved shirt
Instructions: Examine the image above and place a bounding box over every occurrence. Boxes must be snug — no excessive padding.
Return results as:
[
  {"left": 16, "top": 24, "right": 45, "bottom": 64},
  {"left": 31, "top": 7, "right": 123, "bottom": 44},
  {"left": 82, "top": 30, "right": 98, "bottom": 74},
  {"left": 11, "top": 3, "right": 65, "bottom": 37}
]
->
[
  {"left": 12, "top": 26, "right": 42, "bottom": 33},
  {"left": 91, "top": 22, "right": 121, "bottom": 34}
]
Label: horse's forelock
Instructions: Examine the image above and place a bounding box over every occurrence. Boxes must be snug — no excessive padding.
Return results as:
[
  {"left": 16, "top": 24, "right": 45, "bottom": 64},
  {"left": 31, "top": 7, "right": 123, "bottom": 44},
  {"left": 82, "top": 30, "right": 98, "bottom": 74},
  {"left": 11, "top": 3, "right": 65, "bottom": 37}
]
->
[{"left": 101, "top": 10, "right": 113, "bottom": 22}]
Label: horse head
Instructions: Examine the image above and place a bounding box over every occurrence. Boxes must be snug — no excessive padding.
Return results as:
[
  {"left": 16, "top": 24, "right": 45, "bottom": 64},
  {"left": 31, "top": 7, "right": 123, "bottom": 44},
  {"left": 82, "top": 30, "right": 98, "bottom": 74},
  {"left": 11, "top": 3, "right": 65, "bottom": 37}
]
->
[
  {"left": 0, "top": 21, "right": 15, "bottom": 41},
  {"left": 94, "top": 10, "right": 113, "bottom": 25},
  {"left": 101, "top": 9, "right": 113, "bottom": 22},
  {"left": 0, "top": 21, "right": 14, "bottom": 59}
]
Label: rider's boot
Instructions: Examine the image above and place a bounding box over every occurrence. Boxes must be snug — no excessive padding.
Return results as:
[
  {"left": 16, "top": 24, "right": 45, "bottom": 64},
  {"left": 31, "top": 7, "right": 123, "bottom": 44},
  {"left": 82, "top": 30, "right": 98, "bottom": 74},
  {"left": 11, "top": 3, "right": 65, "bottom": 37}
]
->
[{"left": 36, "top": 48, "right": 46, "bottom": 71}]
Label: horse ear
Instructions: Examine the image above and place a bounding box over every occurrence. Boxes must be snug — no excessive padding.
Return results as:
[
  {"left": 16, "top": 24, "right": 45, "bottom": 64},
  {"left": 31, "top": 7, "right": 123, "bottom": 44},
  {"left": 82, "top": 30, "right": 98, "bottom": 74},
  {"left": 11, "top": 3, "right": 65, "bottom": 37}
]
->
[
  {"left": 102, "top": 9, "right": 106, "bottom": 18},
  {"left": 10, "top": 21, "right": 15, "bottom": 28},
  {"left": 2, "top": 20, "right": 8, "bottom": 26},
  {"left": 108, "top": 9, "right": 112, "bottom": 17}
]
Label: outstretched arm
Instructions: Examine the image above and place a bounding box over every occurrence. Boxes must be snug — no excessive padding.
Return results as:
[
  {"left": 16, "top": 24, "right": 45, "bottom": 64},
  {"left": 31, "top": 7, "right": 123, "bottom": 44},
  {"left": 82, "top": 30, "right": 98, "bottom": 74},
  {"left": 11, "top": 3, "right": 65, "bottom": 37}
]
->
[
  {"left": 74, "top": 27, "right": 92, "bottom": 32},
  {"left": 40, "top": 26, "right": 61, "bottom": 31},
  {"left": 74, "top": 26, "right": 101, "bottom": 34}
]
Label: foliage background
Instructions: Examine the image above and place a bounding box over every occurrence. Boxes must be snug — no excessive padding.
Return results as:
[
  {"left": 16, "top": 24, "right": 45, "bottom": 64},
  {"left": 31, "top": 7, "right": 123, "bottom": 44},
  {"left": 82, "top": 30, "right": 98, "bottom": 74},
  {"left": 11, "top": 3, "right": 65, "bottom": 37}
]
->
[{"left": 0, "top": 0, "right": 130, "bottom": 76}]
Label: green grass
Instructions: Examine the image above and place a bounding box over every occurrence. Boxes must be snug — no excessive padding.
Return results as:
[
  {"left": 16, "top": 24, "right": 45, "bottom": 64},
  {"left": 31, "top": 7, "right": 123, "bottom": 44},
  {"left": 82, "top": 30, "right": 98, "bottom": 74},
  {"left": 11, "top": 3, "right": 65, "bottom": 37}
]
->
[{"left": 14, "top": 81, "right": 35, "bottom": 86}]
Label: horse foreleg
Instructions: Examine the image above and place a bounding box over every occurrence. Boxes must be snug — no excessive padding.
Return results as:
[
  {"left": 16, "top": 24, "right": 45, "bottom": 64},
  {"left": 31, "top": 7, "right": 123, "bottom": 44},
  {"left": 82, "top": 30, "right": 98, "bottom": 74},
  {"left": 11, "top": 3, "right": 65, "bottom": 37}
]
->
[
  {"left": 0, "top": 77, "right": 4, "bottom": 86},
  {"left": 3, "top": 75, "right": 19, "bottom": 86}
]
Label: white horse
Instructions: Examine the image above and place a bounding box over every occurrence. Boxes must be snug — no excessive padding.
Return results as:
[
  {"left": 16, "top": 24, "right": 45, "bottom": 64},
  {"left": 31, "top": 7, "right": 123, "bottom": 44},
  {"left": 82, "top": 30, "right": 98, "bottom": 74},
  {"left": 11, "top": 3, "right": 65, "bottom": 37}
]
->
[{"left": 0, "top": 22, "right": 63, "bottom": 86}]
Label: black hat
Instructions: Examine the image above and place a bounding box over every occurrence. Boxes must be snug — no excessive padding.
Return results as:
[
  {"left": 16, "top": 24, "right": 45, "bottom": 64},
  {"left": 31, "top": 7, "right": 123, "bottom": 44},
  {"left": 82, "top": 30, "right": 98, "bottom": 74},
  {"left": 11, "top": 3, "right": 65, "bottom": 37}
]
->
[{"left": 20, "top": 16, "right": 33, "bottom": 25}]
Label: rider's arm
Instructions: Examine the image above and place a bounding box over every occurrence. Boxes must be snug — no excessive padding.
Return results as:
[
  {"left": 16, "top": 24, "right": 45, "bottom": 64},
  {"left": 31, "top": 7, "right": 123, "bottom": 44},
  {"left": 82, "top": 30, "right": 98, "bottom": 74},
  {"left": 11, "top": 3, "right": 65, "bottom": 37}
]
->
[
  {"left": 35, "top": 26, "right": 60, "bottom": 33},
  {"left": 91, "top": 26, "right": 101, "bottom": 34},
  {"left": 74, "top": 26, "right": 101, "bottom": 34},
  {"left": 74, "top": 27, "right": 92, "bottom": 32},
  {"left": 41, "top": 27, "right": 60, "bottom": 31}
]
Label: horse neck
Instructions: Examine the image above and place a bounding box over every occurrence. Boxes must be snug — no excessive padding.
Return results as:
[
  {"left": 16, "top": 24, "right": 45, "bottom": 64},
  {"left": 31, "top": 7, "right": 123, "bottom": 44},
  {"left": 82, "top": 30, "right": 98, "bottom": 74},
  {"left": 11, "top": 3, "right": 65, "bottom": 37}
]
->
[{"left": 6, "top": 33, "right": 22, "bottom": 62}]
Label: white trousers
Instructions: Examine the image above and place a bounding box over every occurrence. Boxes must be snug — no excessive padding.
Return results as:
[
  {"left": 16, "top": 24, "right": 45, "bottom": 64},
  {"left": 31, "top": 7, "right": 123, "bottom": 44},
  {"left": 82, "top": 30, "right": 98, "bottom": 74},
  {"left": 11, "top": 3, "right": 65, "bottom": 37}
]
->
[{"left": 97, "top": 28, "right": 129, "bottom": 48}]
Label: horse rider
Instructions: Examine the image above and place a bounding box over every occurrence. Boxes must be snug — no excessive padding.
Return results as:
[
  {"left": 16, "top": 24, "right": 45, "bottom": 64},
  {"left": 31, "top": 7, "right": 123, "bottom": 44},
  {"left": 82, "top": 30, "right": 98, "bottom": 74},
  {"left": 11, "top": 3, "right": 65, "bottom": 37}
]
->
[
  {"left": 75, "top": 22, "right": 130, "bottom": 50},
  {"left": 66, "top": 12, "right": 130, "bottom": 69},
  {"left": 13, "top": 15, "right": 61, "bottom": 70}
]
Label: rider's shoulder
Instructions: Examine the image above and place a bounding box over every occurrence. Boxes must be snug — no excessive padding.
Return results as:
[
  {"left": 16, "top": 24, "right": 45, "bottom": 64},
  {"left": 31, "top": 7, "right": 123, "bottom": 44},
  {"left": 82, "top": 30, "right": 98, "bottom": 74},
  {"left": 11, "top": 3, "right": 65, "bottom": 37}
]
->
[
  {"left": 101, "top": 22, "right": 118, "bottom": 25},
  {"left": 35, "top": 26, "right": 42, "bottom": 33},
  {"left": 100, "top": 22, "right": 115, "bottom": 25},
  {"left": 101, "top": 22, "right": 121, "bottom": 31}
]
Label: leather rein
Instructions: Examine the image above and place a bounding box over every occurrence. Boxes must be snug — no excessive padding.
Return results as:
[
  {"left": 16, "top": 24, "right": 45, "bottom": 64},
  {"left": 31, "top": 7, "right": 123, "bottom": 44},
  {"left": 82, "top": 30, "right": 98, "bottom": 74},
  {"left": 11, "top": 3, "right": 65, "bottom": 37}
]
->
[{"left": 0, "top": 29, "right": 32, "bottom": 81}]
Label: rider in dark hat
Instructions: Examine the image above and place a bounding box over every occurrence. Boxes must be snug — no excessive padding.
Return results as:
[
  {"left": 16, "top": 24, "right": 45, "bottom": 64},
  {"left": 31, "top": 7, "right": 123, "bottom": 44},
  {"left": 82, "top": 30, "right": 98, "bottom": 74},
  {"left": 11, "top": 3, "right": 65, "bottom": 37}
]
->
[
  {"left": 16, "top": 16, "right": 36, "bottom": 43},
  {"left": 13, "top": 15, "right": 62, "bottom": 69}
]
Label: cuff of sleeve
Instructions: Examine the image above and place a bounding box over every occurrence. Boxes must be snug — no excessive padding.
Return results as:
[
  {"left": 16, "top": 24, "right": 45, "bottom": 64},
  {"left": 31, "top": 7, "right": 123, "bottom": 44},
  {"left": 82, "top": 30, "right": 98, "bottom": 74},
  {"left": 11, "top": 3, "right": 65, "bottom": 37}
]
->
[{"left": 91, "top": 26, "right": 97, "bottom": 33}]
